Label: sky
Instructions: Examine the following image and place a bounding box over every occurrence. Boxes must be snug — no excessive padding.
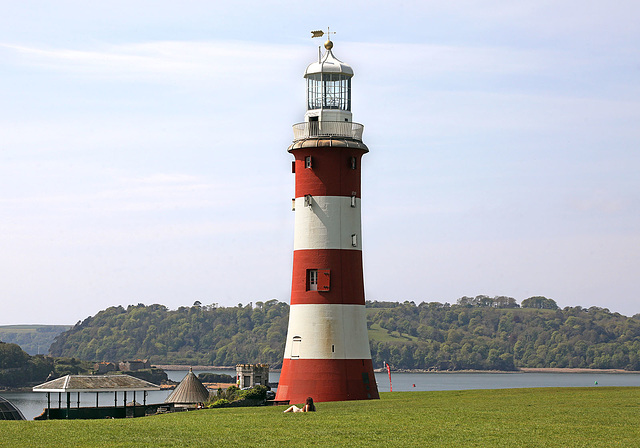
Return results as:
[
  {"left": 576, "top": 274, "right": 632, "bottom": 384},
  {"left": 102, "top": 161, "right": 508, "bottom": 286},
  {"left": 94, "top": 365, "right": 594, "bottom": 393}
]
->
[{"left": 1, "top": 1, "right": 639, "bottom": 325}]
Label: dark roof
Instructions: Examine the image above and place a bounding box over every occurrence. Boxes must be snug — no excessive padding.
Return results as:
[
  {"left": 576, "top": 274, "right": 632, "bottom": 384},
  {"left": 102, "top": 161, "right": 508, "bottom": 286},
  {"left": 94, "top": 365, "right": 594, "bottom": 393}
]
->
[
  {"left": 33, "top": 375, "right": 161, "bottom": 393},
  {"left": 0, "top": 395, "right": 25, "bottom": 421},
  {"left": 165, "top": 368, "right": 210, "bottom": 404}
]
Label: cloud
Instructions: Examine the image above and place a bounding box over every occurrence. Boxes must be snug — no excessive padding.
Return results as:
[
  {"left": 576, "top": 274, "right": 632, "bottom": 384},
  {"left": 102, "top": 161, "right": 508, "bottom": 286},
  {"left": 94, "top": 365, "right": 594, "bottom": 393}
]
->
[{"left": 0, "top": 40, "right": 305, "bottom": 84}]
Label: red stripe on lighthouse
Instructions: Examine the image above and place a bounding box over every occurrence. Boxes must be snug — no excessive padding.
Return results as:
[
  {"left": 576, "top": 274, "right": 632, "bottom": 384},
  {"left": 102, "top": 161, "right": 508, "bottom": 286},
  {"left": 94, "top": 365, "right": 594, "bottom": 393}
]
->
[
  {"left": 290, "top": 249, "right": 365, "bottom": 305},
  {"left": 293, "top": 149, "right": 365, "bottom": 198},
  {"left": 276, "top": 358, "right": 379, "bottom": 404}
]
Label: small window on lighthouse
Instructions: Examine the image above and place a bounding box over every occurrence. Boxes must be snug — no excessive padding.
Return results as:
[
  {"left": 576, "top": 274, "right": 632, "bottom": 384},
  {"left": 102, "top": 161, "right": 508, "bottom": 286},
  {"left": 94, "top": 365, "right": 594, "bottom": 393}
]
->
[
  {"left": 308, "top": 269, "right": 318, "bottom": 291},
  {"left": 350, "top": 157, "right": 357, "bottom": 170},
  {"left": 351, "top": 234, "right": 358, "bottom": 247},
  {"left": 305, "top": 156, "right": 313, "bottom": 168},
  {"left": 351, "top": 194, "right": 356, "bottom": 208}
]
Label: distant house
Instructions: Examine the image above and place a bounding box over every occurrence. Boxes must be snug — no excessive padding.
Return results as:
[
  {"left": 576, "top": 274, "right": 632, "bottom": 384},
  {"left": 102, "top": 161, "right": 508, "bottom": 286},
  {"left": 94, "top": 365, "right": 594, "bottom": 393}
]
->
[
  {"left": 94, "top": 362, "right": 118, "bottom": 374},
  {"left": 118, "top": 359, "right": 151, "bottom": 372}
]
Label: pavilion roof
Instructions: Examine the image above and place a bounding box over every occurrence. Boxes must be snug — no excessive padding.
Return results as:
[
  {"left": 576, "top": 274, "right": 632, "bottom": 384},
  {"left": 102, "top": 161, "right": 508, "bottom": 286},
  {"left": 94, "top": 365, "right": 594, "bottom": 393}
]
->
[{"left": 32, "top": 374, "right": 161, "bottom": 393}]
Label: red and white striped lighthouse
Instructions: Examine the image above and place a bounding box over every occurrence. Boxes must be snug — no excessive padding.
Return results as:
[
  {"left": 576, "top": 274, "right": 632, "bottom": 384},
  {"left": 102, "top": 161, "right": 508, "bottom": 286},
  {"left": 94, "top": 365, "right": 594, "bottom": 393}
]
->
[{"left": 275, "top": 36, "right": 379, "bottom": 403}]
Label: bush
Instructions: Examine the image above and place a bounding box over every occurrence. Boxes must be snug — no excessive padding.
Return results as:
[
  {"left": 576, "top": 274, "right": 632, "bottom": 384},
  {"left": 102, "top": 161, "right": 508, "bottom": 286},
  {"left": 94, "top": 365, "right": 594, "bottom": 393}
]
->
[
  {"left": 208, "top": 399, "right": 230, "bottom": 408},
  {"left": 238, "top": 386, "right": 267, "bottom": 400},
  {"left": 239, "top": 385, "right": 267, "bottom": 400}
]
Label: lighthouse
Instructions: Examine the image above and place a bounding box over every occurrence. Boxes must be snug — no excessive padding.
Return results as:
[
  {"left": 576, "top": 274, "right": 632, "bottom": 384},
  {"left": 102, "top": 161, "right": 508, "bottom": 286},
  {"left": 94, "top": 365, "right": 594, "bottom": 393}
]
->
[{"left": 275, "top": 34, "right": 380, "bottom": 403}]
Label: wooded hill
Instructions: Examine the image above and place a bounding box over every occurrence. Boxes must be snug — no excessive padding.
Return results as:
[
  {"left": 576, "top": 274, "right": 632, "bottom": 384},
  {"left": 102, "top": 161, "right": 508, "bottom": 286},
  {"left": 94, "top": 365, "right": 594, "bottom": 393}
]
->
[
  {"left": 47, "top": 298, "right": 640, "bottom": 371},
  {"left": 0, "top": 341, "right": 92, "bottom": 388},
  {"left": 0, "top": 325, "right": 71, "bottom": 355}
]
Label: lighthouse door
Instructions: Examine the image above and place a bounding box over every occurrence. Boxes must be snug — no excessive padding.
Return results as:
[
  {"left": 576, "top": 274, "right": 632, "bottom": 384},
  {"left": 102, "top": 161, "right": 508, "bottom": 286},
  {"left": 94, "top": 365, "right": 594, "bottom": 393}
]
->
[
  {"left": 309, "top": 116, "right": 319, "bottom": 137},
  {"left": 291, "top": 336, "right": 302, "bottom": 358}
]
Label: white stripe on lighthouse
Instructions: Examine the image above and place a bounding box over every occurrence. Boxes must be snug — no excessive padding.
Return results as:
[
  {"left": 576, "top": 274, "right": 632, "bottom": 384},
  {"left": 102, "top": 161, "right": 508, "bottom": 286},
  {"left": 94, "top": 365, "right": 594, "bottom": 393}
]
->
[
  {"left": 294, "top": 196, "right": 362, "bottom": 250},
  {"left": 283, "top": 304, "right": 372, "bottom": 360}
]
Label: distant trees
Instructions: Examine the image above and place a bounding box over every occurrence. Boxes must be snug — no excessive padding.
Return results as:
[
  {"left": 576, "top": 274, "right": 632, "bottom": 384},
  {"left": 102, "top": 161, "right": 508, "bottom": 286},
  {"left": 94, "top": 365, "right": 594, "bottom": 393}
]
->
[
  {"left": 198, "top": 372, "right": 234, "bottom": 383},
  {"left": 521, "top": 296, "right": 559, "bottom": 310},
  {"left": 0, "top": 342, "right": 55, "bottom": 388},
  {"left": 0, "top": 325, "right": 70, "bottom": 355},
  {"left": 368, "top": 300, "right": 640, "bottom": 371},
  {"left": 457, "top": 295, "right": 519, "bottom": 308},
  {"left": 49, "top": 300, "right": 289, "bottom": 367},
  {"left": 45, "top": 298, "right": 640, "bottom": 372}
]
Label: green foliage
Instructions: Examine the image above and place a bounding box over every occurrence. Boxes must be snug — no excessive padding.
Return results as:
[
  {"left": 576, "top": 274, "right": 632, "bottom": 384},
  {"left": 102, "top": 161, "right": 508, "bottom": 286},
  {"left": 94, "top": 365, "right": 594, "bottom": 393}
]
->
[
  {"left": 52, "top": 357, "right": 93, "bottom": 377},
  {"left": 367, "top": 301, "right": 640, "bottom": 371},
  {"left": 206, "top": 385, "right": 240, "bottom": 407},
  {"left": 0, "top": 325, "right": 71, "bottom": 355},
  {"left": 521, "top": 296, "right": 559, "bottom": 309},
  {"left": 207, "top": 398, "right": 230, "bottom": 408},
  {"left": 238, "top": 385, "right": 267, "bottom": 401},
  {"left": 0, "top": 342, "right": 29, "bottom": 369},
  {"left": 0, "top": 343, "right": 55, "bottom": 388},
  {"left": 457, "top": 295, "right": 520, "bottom": 308},
  {"left": 46, "top": 299, "right": 640, "bottom": 372},
  {"left": 49, "top": 301, "right": 289, "bottom": 367},
  {"left": 198, "top": 373, "right": 234, "bottom": 383},
  {"left": 2, "top": 388, "right": 640, "bottom": 447},
  {"left": 0, "top": 343, "right": 94, "bottom": 388},
  {"left": 205, "top": 385, "right": 267, "bottom": 408}
]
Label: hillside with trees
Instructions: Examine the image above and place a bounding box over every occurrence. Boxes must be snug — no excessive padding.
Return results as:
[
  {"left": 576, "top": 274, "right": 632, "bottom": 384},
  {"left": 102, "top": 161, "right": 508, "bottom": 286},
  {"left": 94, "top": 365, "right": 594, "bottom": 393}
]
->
[
  {"left": 0, "top": 325, "right": 71, "bottom": 355},
  {"left": 367, "top": 298, "right": 640, "bottom": 371},
  {"left": 47, "top": 297, "right": 640, "bottom": 371},
  {"left": 0, "top": 341, "right": 92, "bottom": 389},
  {"left": 49, "top": 300, "right": 289, "bottom": 367}
]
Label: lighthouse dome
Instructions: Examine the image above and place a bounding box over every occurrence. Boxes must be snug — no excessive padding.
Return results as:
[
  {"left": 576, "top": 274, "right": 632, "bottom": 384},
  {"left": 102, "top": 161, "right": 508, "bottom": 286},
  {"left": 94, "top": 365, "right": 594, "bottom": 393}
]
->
[
  {"left": 304, "top": 41, "right": 354, "bottom": 77},
  {"left": 304, "top": 40, "right": 353, "bottom": 120}
]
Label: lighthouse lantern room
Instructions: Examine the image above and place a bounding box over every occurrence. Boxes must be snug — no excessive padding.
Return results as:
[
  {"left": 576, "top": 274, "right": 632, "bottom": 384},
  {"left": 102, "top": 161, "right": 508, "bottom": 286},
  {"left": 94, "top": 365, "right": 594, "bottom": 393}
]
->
[{"left": 275, "top": 33, "right": 380, "bottom": 404}]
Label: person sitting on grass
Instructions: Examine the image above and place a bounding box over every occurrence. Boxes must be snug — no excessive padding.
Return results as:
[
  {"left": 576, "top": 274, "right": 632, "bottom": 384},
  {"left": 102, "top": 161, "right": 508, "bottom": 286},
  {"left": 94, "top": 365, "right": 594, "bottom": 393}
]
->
[{"left": 284, "top": 397, "right": 316, "bottom": 413}]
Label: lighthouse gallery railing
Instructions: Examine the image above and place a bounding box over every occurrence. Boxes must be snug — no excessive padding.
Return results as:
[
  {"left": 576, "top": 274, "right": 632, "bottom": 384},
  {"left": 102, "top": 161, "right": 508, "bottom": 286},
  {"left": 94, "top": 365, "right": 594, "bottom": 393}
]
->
[{"left": 292, "top": 121, "right": 364, "bottom": 142}]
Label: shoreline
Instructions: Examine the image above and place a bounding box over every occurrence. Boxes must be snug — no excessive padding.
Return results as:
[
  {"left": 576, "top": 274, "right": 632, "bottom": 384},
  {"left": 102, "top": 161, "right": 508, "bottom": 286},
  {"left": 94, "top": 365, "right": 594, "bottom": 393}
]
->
[
  {"left": 373, "top": 367, "right": 640, "bottom": 374},
  {"left": 3, "top": 367, "right": 638, "bottom": 393},
  {"left": 518, "top": 367, "right": 636, "bottom": 374},
  {"left": 154, "top": 365, "right": 639, "bottom": 375},
  {"left": 153, "top": 365, "right": 238, "bottom": 371}
]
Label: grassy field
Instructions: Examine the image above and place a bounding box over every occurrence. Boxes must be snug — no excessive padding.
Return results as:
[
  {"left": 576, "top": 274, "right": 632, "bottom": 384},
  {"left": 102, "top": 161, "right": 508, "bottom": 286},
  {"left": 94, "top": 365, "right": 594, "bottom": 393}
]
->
[
  {"left": 2, "top": 388, "right": 639, "bottom": 447},
  {"left": 367, "top": 322, "right": 418, "bottom": 343}
]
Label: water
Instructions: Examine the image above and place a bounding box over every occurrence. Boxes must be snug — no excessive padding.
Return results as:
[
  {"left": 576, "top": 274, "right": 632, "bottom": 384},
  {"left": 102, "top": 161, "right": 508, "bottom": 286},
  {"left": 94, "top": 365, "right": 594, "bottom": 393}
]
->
[
  {"left": 2, "top": 389, "right": 173, "bottom": 421},
  {"left": 5, "top": 370, "right": 640, "bottom": 420},
  {"left": 373, "top": 371, "right": 640, "bottom": 393}
]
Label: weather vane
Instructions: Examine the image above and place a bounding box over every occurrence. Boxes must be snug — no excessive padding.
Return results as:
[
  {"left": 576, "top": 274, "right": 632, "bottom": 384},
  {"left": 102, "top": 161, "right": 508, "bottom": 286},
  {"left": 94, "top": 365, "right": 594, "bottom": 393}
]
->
[{"left": 311, "top": 27, "right": 336, "bottom": 39}]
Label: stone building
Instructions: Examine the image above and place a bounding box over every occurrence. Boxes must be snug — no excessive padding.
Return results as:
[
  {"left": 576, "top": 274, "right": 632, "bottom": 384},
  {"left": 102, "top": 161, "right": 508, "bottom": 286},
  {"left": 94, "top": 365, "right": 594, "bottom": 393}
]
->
[{"left": 236, "top": 364, "right": 269, "bottom": 388}]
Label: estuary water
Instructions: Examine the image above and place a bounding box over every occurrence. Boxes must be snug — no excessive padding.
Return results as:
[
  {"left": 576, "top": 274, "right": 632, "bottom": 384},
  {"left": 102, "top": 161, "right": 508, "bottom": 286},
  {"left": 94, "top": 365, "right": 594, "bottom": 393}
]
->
[{"left": 5, "top": 370, "right": 640, "bottom": 420}]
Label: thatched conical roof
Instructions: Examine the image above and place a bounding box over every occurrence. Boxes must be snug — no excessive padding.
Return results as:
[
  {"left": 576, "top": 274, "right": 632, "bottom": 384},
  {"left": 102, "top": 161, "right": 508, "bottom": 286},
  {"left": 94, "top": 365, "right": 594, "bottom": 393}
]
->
[{"left": 164, "top": 368, "right": 210, "bottom": 404}]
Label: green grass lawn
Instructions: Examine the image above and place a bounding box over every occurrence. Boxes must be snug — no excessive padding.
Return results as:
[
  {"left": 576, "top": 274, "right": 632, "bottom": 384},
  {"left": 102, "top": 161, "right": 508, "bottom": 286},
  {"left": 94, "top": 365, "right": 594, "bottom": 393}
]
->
[
  {"left": 368, "top": 322, "right": 418, "bottom": 343},
  {"left": 2, "top": 388, "right": 639, "bottom": 447}
]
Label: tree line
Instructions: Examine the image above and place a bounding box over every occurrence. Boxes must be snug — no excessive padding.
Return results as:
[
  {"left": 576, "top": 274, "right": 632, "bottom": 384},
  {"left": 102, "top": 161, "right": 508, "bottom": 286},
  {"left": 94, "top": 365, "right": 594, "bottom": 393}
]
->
[
  {"left": 0, "top": 341, "right": 92, "bottom": 388},
  {"left": 45, "top": 297, "right": 640, "bottom": 371},
  {"left": 0, "top": 325, "right": 71, "bottom": 356},
  {"left": 368, "top": 298, "right": 640, "bottom": 371},
  {"left": 48, "top": 300, "right": 289, "bottom": 367}
]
